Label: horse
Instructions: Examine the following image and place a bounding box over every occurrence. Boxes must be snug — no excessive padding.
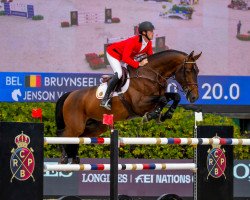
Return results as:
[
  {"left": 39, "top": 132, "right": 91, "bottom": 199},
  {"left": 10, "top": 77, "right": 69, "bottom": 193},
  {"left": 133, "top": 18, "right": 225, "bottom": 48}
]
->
[{"left": 55, "top": 49, "right": 202, "bottom": 164}]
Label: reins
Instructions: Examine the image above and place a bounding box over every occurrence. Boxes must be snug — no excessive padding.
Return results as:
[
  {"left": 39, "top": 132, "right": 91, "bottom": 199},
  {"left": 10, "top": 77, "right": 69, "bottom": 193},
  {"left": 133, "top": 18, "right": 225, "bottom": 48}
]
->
[
  {"left": 134, "top": 66, "right": 169, "bottom": 88},
  {"left": 128, "top": 58, "right": 198, "bottom": 95}
]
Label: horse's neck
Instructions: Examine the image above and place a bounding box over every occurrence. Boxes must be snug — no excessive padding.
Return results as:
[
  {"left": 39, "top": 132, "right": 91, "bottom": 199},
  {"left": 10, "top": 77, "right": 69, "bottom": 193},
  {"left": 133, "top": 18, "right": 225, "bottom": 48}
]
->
[
  {"left": 149, "top": 59, "right": 181, "bottom": 78},
  {"left": 128, "top": 52, "right": 184, "bottom": 78}
]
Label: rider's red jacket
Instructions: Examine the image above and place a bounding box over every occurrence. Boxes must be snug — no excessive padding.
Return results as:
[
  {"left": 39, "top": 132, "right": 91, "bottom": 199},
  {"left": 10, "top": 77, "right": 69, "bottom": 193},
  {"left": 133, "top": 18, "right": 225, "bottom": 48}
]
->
[{"left": 106, "top": 35, "right": 153, "bottom": 68}]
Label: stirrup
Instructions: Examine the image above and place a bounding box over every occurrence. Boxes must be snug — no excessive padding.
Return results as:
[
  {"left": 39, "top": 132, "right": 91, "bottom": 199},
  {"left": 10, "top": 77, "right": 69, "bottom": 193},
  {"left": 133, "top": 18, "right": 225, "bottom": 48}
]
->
[{"left": 100, "top": 99, "right": 111, "bottom": 110}]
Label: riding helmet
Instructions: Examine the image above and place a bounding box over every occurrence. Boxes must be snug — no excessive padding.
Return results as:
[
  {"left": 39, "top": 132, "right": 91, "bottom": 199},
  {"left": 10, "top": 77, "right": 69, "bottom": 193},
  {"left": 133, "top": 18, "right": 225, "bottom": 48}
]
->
[{"left": 138, "top": 21, "right": 155, "bottom": 34}]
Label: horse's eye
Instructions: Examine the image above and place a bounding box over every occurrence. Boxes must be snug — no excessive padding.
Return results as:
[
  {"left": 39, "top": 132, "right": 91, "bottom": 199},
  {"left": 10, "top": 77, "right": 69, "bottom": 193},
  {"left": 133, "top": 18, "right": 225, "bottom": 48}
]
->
[{"left": 194, "top": 66, "right": 199, "bottom": 74}]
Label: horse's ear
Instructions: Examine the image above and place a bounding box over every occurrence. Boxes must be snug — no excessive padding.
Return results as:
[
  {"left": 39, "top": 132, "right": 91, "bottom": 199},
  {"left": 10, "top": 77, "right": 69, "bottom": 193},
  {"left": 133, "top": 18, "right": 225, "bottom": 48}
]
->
[
  {"left": 188, "top": 51, "right": 194, "bottom": 59},
  {"left": 194, "top": 52, "right": 202, "bottom": 61}
]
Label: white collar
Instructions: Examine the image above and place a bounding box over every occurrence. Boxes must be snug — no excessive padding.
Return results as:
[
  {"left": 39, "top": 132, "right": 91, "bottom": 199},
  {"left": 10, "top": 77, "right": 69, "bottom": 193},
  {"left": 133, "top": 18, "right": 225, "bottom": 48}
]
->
[{"left": 142, "top": 37, "right": 148, "bottom": 46}]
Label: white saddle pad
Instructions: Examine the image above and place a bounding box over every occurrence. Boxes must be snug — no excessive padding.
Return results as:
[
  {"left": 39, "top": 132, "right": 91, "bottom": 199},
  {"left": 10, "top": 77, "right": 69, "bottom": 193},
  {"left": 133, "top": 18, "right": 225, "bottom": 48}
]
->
[{"left": 96, "top": 75, "right": 130, "bottom": 99}]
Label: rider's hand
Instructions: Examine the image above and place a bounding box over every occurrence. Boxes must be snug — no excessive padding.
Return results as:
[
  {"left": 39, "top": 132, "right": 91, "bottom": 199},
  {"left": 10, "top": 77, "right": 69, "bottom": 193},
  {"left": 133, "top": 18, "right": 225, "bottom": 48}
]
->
[{"left": 139, "top": 58, "right": 148, "bottom": 67}]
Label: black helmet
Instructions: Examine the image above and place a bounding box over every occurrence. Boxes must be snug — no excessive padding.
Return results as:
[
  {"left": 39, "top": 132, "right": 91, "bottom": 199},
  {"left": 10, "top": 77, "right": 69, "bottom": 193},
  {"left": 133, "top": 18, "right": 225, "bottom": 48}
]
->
[{"left": 138, "top": 21, "right": 155, "bottom": 34}]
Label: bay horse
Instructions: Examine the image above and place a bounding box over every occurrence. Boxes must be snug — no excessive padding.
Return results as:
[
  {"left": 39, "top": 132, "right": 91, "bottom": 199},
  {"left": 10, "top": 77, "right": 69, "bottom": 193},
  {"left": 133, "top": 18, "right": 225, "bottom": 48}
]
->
[{"left": 55, "top": 49, "right": 202, "bottom": 164}]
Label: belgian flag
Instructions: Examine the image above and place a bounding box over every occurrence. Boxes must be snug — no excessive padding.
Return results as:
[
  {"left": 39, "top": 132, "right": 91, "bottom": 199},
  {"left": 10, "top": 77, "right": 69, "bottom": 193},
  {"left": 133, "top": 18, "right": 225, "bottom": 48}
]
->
[{"left": 25, "top": 75, "right": 42, "bottom": 87}]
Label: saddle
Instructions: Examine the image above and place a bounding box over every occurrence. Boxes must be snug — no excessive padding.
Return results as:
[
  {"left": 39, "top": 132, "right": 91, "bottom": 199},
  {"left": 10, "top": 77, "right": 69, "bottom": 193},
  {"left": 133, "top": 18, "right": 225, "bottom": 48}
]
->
[
  {"left": 100, "top": 53, "right": 148, "bottom": 91},
  {"left": 101, "top": 67, "right": 129, "bottom": 92},
  {"left": 98, "top": 67, "right": 138, "bottom": 117}
]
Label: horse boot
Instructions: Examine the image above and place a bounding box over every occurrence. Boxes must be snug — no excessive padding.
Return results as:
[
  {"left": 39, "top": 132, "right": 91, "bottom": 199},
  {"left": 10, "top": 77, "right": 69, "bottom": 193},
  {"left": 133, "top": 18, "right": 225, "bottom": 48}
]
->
[
  {"left": 159, "top": 93, "right": 181, "bottom": 122},
  {"left": 100, "top": 72, "right": 119, "bottom": 110},
  {"left": 143, "top": 96, "right": 167, "bottom": 122},
  {"left": 160, "top": 107, "right": 175, "bottom": 122},
  {"left": 143, "top": 106, "right": 162, "bottom": 122}
]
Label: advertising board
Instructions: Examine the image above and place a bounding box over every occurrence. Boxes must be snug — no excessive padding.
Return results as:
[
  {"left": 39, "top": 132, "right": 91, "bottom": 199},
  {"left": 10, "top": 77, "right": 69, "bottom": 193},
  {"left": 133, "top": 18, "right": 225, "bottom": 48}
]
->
[{"left": 44, "top": 159, "right": 250, "bottom": 198}]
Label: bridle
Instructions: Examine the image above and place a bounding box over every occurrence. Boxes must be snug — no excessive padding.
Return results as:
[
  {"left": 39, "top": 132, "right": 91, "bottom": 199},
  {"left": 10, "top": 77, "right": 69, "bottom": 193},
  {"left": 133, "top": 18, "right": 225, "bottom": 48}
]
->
[
  {"left": 131, "top": 59, "right": 199, "bottom": 95},
  {"left": 174, "top": 59, "right": 199, "bottom": 95}
]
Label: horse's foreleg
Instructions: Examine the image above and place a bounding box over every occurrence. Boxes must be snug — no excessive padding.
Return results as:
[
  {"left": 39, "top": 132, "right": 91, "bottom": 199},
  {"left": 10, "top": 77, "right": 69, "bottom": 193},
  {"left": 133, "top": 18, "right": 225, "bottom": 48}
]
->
[
  {"left": 143, "top": 96, "right": 167, "bottom": 121},
  {"left": 160, "top": 92, "right": 181, "bottom": 121},
  {"left": 143, "top": 93, "right": 181, "bottom": 122}
]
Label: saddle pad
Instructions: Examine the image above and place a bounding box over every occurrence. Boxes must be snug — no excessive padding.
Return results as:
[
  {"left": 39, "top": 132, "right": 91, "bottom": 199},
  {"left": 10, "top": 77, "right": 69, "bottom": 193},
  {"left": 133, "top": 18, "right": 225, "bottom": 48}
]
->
[{"left": 96, "top": 78, "right": 130, "bottom": 99}]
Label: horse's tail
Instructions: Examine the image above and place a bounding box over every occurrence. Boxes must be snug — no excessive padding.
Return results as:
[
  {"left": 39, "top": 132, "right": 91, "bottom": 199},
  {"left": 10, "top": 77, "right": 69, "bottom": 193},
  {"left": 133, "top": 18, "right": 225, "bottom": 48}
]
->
[{"left": 55, "top": 92, "right": 71, "bottom": 136}]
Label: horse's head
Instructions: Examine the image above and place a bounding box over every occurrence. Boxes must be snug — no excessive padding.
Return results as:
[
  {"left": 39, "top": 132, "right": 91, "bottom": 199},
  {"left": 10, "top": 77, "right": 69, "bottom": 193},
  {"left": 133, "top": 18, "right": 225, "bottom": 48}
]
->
[{"left": 175, "top": 51, "right": 202, "bottom": 103}]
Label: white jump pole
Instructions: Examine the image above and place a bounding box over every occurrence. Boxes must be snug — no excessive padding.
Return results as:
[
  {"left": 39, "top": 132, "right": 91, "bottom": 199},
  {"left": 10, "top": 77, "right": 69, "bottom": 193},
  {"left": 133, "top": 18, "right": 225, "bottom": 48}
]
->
[
  {"left": 44, "top": 137, "right": 250, "bottom": 145},
  {"left": 44, "top": 163, "right": 197, "bottom": 172}
]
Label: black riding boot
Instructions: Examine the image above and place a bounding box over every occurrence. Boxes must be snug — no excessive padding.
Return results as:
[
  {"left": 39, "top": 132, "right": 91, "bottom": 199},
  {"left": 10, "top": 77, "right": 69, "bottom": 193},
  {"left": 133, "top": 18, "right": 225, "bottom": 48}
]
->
[{"left": 100, "top": 73, "right": 119, "bottom": 110}]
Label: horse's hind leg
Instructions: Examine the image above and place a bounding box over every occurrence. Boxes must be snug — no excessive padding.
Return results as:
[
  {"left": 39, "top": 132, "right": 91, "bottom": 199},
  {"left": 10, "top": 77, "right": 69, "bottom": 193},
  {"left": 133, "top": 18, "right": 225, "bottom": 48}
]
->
[
  {"left": 66, "top": 144, "right": 80, "bottom": 164},
  {"left": 58, "top": 118, "right": 108, "bottom": 164},
  {"left": 56, "top": 129, "right": 69, "bottom": 164},
  {"left": 69, "top": 120, "right": 108, "bottom": 164},
  {"left": 62, "top": 127, "right": 84, "bottom": 164},
  {"left": 68, "top": 119, "right": 108, "bottom": 164},
  {"left": 82, "top": 119, "right": 108, "bottom": 137},
  {"left": 56, "top": 143, "right": 79, "bottom": 164},
  {"left": 58, "top": 144, "right": 79, "bottom": 164},
  {"left": 58, "top": 118, "right": 86, "bottom": 164}
]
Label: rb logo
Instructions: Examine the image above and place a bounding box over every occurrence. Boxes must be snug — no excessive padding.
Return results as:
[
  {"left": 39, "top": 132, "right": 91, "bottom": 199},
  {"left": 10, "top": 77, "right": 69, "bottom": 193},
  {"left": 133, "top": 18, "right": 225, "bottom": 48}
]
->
[
  {"left": 206, "top": 135, "right": 227, "bottom": 179},
  {"left": 10, "top": 131, "right": 35, "bottom": 182}
]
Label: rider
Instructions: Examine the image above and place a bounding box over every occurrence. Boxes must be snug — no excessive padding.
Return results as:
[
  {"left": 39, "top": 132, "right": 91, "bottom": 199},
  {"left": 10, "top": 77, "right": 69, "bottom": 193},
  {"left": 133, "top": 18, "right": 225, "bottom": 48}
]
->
[{"left": 100, "top": 21, "right": 155, "bottom": 110}]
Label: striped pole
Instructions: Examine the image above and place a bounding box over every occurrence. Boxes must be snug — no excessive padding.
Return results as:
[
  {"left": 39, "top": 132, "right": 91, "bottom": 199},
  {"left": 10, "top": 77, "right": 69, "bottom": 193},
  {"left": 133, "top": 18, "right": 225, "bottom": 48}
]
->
[
  {"left": 119, "top": 138, "right": 250, "bottom": 145},
  {"left": 44, "top": 137, "right": 250, "bottom": 145},
  {"left": 44, "top": 137, "right": 110, "bottom": 145},
  {"left": 44, "top": 163, "right": 197, "bottom": 172}
]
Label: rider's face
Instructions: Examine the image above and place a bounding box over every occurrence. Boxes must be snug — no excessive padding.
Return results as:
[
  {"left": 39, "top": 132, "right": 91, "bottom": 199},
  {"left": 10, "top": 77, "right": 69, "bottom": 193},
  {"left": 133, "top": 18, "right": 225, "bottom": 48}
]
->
[{"left": 146, "top": 30, "right": 154, "bottom": 40}]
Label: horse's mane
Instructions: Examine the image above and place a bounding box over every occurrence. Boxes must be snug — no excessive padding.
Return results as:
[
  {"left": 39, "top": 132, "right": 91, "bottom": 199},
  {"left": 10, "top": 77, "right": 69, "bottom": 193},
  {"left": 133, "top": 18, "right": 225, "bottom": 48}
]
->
[
  {"left": 148, "top": 49, "right": 188, "bottom": 61},
  {"left": 128, "top": 49, "right": 188, "bottom": 73}
]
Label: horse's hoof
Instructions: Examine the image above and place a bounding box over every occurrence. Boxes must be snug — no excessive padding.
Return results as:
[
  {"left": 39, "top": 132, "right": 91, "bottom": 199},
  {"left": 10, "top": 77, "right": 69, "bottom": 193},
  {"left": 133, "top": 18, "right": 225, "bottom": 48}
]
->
[
  {"left": 59, "top": 156, "right": 68, "bottom": 164},
  {"left": 156, "top": 117, "right": 163, "bottom": 124},
  {"left": 72, "top": 156, "right": 80, "bottom": 164},
  {"left": 142, "top": 114, "right": 149, "bottom": 123},
  {"left": 142, "top": 112, "right": 158, "bottom": 122}
]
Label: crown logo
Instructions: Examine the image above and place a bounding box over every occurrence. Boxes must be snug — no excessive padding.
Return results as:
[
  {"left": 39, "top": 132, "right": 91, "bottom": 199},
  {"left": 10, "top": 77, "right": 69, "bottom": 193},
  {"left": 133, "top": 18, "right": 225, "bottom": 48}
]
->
[
  {"left": 15, "top": 131, "right": 30, "bottom": 148},
  {"left": 211, "top": 134, "right": 221, "bottom": 149}
]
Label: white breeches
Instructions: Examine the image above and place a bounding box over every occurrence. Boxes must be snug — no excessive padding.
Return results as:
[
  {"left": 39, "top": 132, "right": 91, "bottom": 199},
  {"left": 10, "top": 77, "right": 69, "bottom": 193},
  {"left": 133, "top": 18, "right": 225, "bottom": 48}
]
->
[{"left": 106, "top": 52, "right": 122, "bottom": 79}]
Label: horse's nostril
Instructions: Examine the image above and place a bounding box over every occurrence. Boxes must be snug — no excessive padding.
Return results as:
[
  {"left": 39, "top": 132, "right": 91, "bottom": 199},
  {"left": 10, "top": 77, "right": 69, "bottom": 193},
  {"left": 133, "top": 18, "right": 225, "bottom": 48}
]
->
[
  {"left": 189, "top": 95, "right": 197, "bottom": 103},
  {"left": 192, "top": 95, "right": 199, "bottom": 102}
]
